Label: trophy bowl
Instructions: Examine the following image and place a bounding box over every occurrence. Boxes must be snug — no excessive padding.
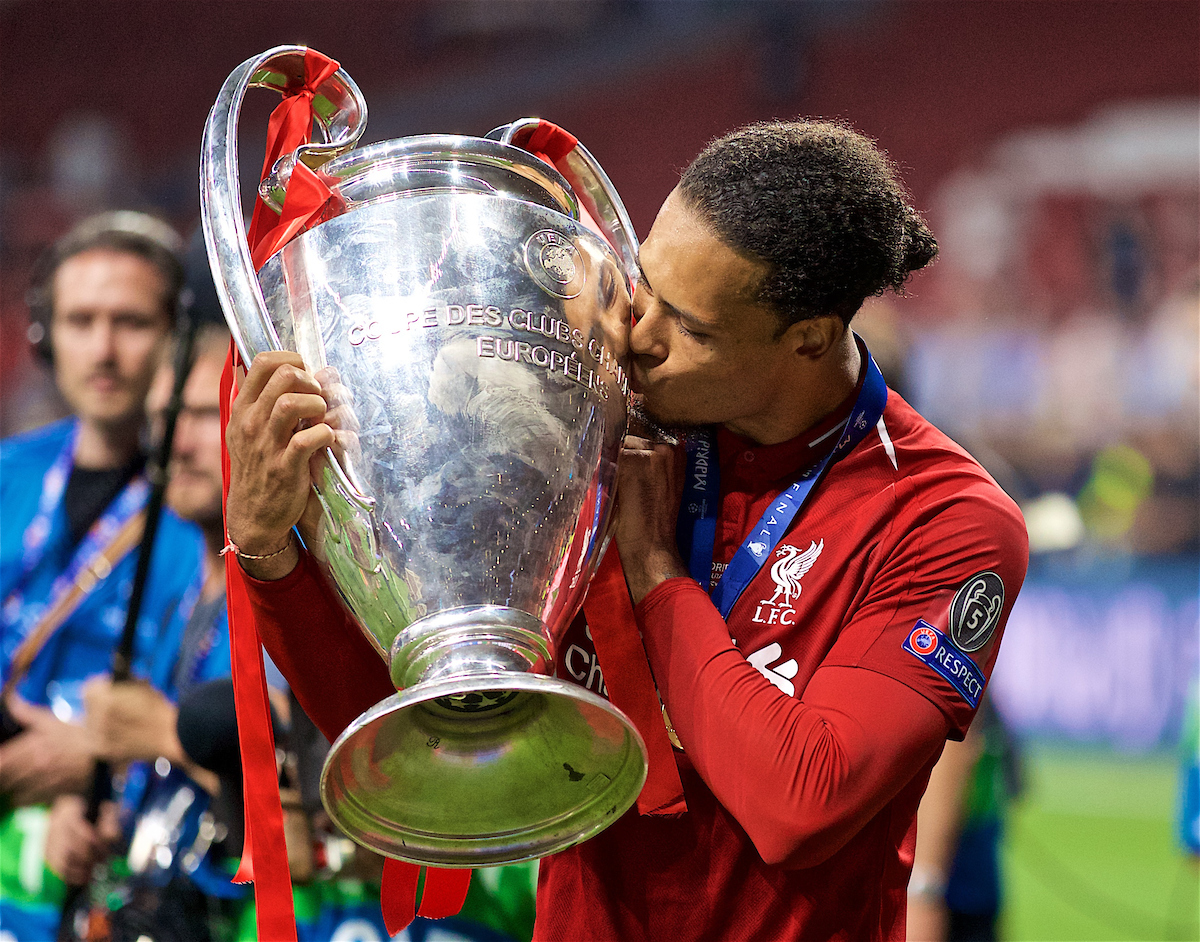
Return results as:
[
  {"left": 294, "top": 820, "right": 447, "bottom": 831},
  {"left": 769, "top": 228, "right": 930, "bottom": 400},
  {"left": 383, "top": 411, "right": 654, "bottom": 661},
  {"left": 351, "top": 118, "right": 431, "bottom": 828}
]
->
[{"left": 201, "top": 46, "right": 647, "bottom": 866}]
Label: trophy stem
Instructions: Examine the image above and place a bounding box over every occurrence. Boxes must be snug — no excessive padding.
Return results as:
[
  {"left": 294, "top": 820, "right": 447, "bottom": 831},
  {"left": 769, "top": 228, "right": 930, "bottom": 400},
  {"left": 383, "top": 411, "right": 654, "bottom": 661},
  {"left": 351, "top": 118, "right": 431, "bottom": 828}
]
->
[
  {"left": 321, "top": 604, "right": 647, "bottom": 866},
  {"left": 388, "top": 605, "right": 551, "bottom": 691}
]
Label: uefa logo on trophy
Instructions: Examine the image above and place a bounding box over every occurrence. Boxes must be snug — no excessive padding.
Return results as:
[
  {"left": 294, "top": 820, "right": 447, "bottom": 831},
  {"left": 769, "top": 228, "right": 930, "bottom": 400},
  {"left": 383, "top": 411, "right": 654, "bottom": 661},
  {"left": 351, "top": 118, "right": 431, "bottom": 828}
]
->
[{"left": 201, "top": 46, "right": 647, "bottom": 867}]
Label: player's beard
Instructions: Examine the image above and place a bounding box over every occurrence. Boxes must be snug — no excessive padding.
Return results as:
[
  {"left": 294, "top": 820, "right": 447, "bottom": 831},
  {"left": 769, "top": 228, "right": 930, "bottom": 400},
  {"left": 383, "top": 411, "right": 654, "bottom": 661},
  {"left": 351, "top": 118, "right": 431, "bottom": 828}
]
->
[{"left": 627, "top": 394, "right": 690, "bottom": 446}]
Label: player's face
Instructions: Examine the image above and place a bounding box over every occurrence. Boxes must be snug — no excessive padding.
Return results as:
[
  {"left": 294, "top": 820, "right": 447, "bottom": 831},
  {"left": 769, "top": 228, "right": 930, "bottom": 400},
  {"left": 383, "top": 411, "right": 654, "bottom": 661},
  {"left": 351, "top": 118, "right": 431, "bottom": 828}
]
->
[
  {"left": 629, "top": 188, "right": 797, "bottom": 437},
  {"left": 154, "top": 350, "right": 226, "bottom": 530},
  {"left": 50, "top": 249, "right": 171, "bottom": 432}
]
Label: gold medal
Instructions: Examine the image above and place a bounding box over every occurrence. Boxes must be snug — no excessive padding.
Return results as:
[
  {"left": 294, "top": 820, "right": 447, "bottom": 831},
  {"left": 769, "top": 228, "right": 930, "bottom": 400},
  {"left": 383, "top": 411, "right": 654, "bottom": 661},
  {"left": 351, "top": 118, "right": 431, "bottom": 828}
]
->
[{"left": 662, "top": 704, "right": 683, "bottom": 751}]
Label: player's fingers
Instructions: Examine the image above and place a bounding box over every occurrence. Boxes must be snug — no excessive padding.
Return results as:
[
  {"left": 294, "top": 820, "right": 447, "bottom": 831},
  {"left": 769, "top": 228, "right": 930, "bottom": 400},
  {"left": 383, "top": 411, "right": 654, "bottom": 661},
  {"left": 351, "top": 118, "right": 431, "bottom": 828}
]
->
[
  {"left": 257, "top": 362, "right": 325, "bottom": 416},
  {"left": 230, "top": 362, "right": 321, "bottom": 453},
  {"left": 325, "top": 402, "right": 360, "bottom": 433},
  {"left": 285, "top": 423, "right": 337, "bottom": 470},
  {"left": 266, "top": 392, "right": 329, "bottom": 442},
  {"left": 238, "top": 351, "right": 309, "bottom": 403},
  {"left": 315, "top": 370, "right": 354, "bottom": 408}
]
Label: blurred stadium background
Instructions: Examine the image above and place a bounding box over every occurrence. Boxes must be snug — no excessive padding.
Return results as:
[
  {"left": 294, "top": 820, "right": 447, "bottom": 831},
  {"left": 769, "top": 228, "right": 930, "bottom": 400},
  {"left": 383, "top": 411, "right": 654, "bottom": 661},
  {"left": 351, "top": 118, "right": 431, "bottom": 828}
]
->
[{"left": 2, "top": 2, "right": 1197, "bottom": 939}]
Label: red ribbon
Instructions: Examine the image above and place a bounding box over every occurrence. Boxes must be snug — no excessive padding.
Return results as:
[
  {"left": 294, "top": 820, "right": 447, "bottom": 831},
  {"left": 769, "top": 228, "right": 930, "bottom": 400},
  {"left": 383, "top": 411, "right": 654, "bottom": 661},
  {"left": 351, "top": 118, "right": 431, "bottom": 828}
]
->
[
  {"left": 380, "top": 858, "right": 419, "bottom": 934},
  {"left": 509, "top": 119, "right": 607, "bottom": 247},
  {"left": 246, "top": 49, "right": 341, "bottom": 264},
  {"left": 224, "top": 46, "right": 472, "bottom": 936},
  {"left": 380, "top": 861, "right": 472, "bottom": 935},
  {"left": 582, "top": 548, "right": 687, "bottom": 816},
  {"left": 512, "top": 120, "right": 579, "bottom": 164},
  {"left": 220, "top": 344, "right": 296, "bottom": 942},
  {"left": 219, "top": 50, "right": 343, "bottom": 941},
  {"left": 511, "top": 121, "right": 687, "bottom": 816},
  {"left": 250, "top": 161, "right": 341, "bottom": 271}
]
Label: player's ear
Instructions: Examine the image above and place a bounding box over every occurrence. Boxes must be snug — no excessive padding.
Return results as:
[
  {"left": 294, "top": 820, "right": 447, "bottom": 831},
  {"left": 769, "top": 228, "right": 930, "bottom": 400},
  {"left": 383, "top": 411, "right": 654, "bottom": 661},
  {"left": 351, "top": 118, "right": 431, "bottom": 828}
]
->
[{"left": 779, "top": 314, "right": 845, "bottom": 361}]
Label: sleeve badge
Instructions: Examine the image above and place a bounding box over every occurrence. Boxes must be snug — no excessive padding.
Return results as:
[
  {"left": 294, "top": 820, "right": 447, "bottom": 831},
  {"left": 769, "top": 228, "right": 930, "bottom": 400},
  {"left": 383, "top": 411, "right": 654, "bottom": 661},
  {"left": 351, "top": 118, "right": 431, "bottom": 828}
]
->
[{"left": 948, "top": 570, "right": 1005, "bottom": 653}]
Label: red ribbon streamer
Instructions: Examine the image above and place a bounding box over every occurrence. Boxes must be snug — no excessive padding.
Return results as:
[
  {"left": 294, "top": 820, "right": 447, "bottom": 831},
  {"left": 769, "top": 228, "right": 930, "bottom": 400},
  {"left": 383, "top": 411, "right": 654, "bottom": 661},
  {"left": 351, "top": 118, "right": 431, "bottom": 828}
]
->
[
  {"left": 515, "top": 119, "right": 687, "bottom": 817},
  {"left": 510, "top": 119, "right": 607, "bottom": 249},
  {"left": 380, "top": 858, "right": 419, "bottom": 935},
  {"left": 220, "top": 48, "right": 345, "bottom": 941},
  {"left": 225, "top": 45, "right": 469, "bottom": 936},
  {"left": 418, "top": 867, "right": 473, "bottom": 919},
  {"left": 246, "top": 49, "right": 341, "bottom": 262},
  {"left": 220, "top": 344, "right": 297, "bottom": 941},
  {"left": 250, "top": 161, "right": 341, "bottom": 271},
  {"left": 513, "top": 120, "right": 579, "bottom": 164},
  {"left": 380, "top": 861, "right": 471, "bottom": 933},
  {"left": 582, "top": 548, "right": 688, "bottom": 816}
]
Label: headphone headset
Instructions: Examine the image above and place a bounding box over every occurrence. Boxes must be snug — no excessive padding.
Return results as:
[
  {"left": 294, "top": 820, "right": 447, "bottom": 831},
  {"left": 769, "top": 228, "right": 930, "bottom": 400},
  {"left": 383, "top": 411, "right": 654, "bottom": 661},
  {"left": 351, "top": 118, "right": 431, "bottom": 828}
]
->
[{"left": 25, "top": 211, "right": 185, "bottom": 366}]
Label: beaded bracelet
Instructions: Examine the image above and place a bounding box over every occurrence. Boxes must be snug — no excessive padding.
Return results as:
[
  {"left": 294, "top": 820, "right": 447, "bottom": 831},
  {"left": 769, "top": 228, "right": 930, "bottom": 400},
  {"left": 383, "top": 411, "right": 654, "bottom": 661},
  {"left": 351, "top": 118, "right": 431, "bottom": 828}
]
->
[{"left": 220, "top": 533, "right": 294, "bottom": 560}]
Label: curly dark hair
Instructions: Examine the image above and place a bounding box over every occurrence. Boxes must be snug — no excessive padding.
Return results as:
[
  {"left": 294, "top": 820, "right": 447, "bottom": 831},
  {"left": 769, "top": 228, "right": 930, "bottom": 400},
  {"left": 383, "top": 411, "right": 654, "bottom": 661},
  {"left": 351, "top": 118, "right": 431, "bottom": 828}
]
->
[{"left": 677, "top": 120, "right": 937, "bottom": 328}]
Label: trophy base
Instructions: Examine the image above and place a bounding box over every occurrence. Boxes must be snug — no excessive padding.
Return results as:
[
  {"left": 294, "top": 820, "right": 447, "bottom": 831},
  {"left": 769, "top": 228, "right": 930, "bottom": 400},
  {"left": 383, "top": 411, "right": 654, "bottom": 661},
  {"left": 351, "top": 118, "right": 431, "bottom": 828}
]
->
[{"left": 319, "top": 672, "right": 648, "bottom": 867}]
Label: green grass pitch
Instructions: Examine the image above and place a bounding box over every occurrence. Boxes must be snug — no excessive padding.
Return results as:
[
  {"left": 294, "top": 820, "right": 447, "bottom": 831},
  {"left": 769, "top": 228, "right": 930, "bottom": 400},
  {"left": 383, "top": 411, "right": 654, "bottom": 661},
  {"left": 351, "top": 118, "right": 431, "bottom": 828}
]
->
[{"left": 1001, "top": 746, "right": 1199, "bottom": 942}]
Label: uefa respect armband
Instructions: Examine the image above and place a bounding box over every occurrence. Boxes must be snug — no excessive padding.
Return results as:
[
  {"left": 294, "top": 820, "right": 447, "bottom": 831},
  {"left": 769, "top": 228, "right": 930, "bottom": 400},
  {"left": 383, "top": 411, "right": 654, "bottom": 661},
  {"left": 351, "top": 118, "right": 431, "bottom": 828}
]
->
[{"left": 902, "top": 620, "right": 986, "bottom": 708}]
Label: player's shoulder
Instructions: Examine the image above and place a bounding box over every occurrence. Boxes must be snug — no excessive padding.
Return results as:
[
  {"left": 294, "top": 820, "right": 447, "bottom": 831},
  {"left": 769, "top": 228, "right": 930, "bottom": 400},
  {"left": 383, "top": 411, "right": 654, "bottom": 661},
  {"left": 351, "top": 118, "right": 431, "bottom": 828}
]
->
[
  {"left": 883, "top": 394, "right": 1027, "bottom": 544},
  {"left": 882, "top": 394, "right": 1005, "bottom": 483},
  {"left": 879, "top": 393, "right": 976, "bottom": 463}
]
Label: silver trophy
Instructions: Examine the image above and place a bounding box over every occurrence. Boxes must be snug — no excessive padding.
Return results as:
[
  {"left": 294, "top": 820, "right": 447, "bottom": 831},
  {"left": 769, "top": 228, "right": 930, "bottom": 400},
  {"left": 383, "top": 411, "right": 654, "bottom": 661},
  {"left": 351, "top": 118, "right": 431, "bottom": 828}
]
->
[{"left": 201, "top": 46, "right": 647, "bottom": 867}]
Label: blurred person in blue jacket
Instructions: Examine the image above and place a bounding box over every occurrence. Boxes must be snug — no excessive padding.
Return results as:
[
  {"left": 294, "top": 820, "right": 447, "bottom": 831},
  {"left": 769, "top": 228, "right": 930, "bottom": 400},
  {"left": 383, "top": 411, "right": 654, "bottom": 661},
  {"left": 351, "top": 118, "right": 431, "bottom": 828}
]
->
[
  {"left": 0, "top": 212, "right": 204, "bottom": 941},
  {"left": 62, "top": 324, "right": 251, "bottom": 942}
]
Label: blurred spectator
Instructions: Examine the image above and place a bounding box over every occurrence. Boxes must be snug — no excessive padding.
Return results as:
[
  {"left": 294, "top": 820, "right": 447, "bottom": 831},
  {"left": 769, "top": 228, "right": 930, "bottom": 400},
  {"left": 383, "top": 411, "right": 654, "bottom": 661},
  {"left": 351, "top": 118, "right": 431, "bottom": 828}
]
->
[
  {"left": 1179, "top": 681, "right": 1200, "bottom": 859},
  {"left": 0, "top": 211, "right": 205, "bottom": 942}
]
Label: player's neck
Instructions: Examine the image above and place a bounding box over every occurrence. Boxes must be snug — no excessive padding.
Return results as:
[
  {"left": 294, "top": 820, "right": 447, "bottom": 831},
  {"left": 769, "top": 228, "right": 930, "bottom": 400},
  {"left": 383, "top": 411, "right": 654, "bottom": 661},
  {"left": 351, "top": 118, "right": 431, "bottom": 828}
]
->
[
  {"left": 723, "top": 332, "right": 862, "bottom": 446},
  {"left": 73, "top": 416, "right": 143, "bottom": 470}
]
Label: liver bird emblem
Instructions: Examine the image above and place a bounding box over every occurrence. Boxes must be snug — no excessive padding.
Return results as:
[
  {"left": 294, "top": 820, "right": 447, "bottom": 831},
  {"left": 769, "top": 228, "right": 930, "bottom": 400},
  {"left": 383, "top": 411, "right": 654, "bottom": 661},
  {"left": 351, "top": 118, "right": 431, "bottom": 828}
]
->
[{"left": 766, "top": 539, "right": 824, "bottom": 607}]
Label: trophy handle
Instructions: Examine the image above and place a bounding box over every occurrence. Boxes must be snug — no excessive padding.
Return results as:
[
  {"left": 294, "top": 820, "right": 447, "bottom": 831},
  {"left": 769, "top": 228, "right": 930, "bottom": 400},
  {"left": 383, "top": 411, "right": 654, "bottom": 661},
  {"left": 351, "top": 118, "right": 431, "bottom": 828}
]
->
[
  {"left": 312, "top": 451, "right": 381, "bottom": 574},
  {"left": 491, "top": 118, "right": 641, "bottom": 284},
  {"left": 200, "top": 45, "right": 367, "bottom": 363}
]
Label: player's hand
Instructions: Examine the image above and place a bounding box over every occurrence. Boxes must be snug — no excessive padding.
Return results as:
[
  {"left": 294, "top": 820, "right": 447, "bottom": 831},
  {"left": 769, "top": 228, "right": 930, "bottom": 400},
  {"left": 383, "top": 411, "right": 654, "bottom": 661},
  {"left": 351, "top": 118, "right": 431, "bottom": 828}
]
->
[
  {"left": 0, "top": 696, "right": 96, "bottom": 805},
  {"left": 614, "top": 434, "right": 690, "bottom": 604},
  {"left": 83, "top": 677, "right": 180, "bottom": 765},
  {"left": 225, "top": 351, "right": 334, "bottom": 579},
  {"left": 45, "top": 795, "right": 119, "bottom": 887}
]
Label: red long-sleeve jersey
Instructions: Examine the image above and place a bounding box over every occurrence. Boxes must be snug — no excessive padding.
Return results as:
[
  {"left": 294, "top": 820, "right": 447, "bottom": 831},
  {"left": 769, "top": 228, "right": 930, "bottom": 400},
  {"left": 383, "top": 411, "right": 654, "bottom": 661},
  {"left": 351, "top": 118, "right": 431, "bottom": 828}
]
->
[{"left": 249, "top": 391, "right": 1027, "bottom": 942}]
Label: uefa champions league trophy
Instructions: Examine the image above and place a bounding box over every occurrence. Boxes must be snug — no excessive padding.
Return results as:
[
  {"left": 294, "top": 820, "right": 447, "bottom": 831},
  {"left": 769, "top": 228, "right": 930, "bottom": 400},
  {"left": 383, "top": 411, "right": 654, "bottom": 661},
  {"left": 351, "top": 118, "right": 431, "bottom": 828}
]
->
[{"left": 201, "top": 46, "right": 647, "bottom": 867}]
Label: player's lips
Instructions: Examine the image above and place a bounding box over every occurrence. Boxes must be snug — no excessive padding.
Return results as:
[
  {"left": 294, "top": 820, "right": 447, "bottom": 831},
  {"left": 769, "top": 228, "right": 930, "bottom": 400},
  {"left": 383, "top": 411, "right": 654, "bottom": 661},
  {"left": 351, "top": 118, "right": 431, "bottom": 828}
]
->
[{"left": 628, "top": 360, "right": 651, "bottom": 395}]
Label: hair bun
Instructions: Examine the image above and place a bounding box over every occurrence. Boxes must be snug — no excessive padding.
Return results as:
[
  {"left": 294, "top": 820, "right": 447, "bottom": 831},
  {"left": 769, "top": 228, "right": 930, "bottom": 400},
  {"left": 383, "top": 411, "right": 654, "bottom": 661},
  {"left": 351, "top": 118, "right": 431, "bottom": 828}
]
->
[{"left": 901, "top": 210, "right": 938, "bottom": 276}]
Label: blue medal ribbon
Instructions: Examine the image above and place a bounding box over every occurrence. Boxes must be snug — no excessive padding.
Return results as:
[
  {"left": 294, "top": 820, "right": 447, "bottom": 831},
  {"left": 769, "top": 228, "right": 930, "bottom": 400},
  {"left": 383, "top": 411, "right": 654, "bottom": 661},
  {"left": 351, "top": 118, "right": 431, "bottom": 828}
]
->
[{"left": 677, "top": 341, "right": 888, "bottom": 618}]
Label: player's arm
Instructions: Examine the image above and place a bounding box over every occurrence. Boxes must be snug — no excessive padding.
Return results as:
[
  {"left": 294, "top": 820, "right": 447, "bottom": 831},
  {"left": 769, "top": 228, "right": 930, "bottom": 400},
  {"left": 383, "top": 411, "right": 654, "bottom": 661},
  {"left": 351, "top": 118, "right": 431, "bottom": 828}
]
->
[
  {"left": 637, "top": 580, "right": 949, "bottom": 868},
  {"left": 224, "top": 351, "right": 391, "bottom": 741},
  {"left": 248, "top": 550, "right": 394, "bottom": 741},
  {"left": 616, "top": 436, "right": 1027, "bottom": 868}
]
